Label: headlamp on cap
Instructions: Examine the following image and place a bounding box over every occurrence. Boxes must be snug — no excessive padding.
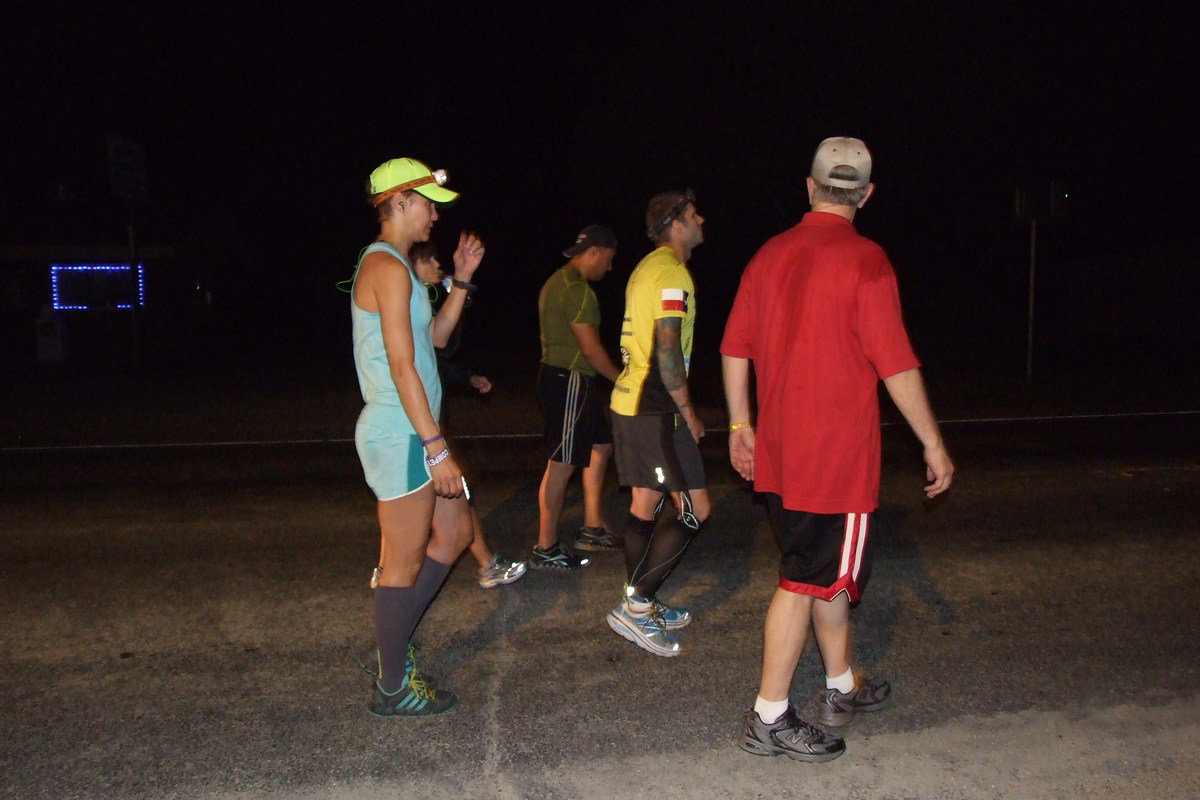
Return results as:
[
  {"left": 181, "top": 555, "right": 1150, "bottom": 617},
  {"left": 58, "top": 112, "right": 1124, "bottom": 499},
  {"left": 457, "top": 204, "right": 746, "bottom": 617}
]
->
[
  {"left": 371, "top": 168, "right": 451, "bottom": 207},
  {"left": 646, "top": 189, "right": 696, "bottom": 240}
]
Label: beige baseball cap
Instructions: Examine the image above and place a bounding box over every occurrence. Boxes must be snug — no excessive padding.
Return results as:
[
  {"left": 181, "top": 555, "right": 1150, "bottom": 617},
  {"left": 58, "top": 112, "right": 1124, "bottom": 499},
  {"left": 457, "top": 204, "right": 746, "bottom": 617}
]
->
[{"left": 811, "top": 137, "right": 872, "bottom": 189}]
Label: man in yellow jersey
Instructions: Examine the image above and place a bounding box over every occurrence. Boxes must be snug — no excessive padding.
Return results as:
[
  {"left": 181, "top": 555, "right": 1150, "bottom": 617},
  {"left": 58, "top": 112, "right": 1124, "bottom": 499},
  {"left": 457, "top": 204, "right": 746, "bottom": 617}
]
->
[{"left": 606, "top": 190, "right": 710, "bottom": 657}]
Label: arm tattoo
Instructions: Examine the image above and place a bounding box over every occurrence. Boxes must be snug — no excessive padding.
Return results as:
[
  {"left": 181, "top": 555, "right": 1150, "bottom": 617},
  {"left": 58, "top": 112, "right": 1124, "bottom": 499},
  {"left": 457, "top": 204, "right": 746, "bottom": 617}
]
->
[{"left": 654, "top": 317, "right": 688, "bottom": 392}]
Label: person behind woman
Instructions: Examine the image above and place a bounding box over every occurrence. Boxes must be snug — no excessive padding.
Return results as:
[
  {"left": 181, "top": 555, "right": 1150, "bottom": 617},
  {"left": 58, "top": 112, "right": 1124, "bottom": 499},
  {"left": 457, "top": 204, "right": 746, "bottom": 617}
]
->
[
  {"left": 351, "top": 157, "right": 483, "bottom": 717},
  {"left": 410, "top": 240, "right": 526, "bottom": 588}
]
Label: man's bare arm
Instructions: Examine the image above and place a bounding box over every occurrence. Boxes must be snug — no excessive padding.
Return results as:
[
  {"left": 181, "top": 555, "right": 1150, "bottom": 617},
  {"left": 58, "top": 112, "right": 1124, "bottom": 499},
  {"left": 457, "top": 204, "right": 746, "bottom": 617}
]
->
[
  {"left": 722, "top": 354, "right": 755, "bottom": 481},
  {"left": 570, "top": 322, "right": 621, "bottom": 383},
  {"left": 882, "top": 367, "right": 954, "bottom": 498}
]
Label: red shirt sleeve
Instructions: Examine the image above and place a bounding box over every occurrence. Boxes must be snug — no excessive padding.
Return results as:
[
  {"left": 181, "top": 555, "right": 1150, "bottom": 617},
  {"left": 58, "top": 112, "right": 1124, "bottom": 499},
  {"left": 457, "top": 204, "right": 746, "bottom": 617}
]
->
[
  {"left": 855, "top": 248, "right": 920, "bottom": 379},
  {"left": 721, "top": 259, "right": 758, "bottom": 359}
]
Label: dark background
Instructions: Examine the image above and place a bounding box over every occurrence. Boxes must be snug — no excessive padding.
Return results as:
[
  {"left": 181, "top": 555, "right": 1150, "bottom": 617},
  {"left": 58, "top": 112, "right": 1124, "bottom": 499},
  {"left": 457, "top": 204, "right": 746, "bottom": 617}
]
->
[{"left": 3, "top": 3, "right": 1197, "bottom": 408}]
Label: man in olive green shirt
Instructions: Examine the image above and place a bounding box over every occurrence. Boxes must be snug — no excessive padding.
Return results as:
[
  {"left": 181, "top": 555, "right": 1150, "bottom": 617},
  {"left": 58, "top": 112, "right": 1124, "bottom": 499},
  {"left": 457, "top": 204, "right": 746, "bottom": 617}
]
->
[{"left": 533, "top": 225, "right": 623, "bottom": 570}]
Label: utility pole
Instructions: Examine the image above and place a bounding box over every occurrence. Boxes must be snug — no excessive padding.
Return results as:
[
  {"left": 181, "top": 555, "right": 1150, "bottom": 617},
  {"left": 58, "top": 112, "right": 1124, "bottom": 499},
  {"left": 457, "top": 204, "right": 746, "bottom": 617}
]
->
[
  {"left": 1015, "top": 182, "right": 1067, "bottom": 386},
  {"left": 107, "top": 134, "right": 149, "bottom": 366},
  {"left": 1026, "top": 218, "right": 1037, "bottom": 385}
]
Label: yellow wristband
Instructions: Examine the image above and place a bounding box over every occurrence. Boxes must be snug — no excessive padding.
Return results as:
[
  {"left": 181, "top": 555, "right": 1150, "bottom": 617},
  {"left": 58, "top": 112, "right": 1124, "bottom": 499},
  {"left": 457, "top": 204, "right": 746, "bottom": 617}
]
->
[{"left": 728, "top": 422, "right": 752, "bottom": 432}]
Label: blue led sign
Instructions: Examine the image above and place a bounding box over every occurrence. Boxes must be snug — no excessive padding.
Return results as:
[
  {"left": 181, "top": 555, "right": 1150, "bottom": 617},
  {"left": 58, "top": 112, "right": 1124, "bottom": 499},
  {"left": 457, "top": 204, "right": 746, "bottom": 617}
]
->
[{"left": 50, "top": 264, "right": 146, "bottom": 310}]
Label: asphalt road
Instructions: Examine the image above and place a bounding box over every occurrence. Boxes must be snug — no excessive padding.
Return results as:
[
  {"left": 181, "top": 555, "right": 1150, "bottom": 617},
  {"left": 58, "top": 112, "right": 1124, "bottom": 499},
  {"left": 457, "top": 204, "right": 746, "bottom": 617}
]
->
[{"left": 2, "top": 414, "right": 1198, "bottom": 799}]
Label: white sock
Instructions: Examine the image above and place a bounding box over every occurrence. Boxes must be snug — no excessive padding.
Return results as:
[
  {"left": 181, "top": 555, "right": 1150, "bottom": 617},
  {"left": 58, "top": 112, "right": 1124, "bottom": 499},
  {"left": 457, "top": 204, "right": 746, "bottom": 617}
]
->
[
  {"left": 754, "top": 696, "right": 789, "bottom": 724},
  {"left": 625, "top": 593, "right": 653, "bottom": 615},
  {"left": 826, "top": 667, "right": 855, "bottom": 694}
]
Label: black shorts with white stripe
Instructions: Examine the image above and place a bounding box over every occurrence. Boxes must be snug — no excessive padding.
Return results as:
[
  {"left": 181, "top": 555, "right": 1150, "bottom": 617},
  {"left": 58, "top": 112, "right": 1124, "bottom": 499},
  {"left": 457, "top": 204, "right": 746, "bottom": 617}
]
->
[
  {"left": 763, "top": 493, "right": 876, "bottom": 603},
  {"left": 537, "top": 364, "right": 612, "bottom": 467}
]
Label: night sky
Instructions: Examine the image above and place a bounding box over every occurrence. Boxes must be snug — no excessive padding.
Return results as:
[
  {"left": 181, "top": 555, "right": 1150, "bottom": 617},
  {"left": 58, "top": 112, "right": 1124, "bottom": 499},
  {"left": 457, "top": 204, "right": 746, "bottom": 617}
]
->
[{"left": 4, "top": 4, "right": 1196, "bottom": 389}]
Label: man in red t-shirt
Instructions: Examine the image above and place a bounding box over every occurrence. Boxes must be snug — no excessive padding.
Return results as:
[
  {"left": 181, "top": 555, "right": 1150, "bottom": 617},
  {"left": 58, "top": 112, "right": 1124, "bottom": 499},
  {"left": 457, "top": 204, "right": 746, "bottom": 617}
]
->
[{"left": 721, "top": 138, "right": 954, "bottom": 762}]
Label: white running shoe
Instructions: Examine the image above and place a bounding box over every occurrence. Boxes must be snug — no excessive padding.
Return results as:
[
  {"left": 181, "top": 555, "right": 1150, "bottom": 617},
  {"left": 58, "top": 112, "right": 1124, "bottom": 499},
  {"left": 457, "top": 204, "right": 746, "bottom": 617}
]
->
[
  {"left": 477, "top": 555, "right": 527, "bottom": 588},
  {"left": 606, "top": 603, "right": 681, "bottom": 657}
]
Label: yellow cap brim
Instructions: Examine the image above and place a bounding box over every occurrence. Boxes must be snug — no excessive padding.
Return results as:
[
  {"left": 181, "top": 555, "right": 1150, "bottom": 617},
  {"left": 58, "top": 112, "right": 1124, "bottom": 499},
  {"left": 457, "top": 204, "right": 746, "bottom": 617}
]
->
[{"left": 416, "top": 185, "right": 460, "bottom": 203}]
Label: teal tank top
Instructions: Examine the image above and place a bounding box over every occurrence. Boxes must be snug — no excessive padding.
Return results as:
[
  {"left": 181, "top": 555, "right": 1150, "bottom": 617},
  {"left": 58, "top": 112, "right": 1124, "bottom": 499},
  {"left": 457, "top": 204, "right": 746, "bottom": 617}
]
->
[{"left": 351, "top": 242, "right": 442, "bottom": 426}]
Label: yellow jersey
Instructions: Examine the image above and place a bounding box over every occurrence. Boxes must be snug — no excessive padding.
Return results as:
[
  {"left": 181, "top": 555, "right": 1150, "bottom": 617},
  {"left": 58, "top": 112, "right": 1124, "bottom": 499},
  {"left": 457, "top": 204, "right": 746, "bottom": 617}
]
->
[{"left": 611, "top": 246, "right": 695, "bottom": 416}]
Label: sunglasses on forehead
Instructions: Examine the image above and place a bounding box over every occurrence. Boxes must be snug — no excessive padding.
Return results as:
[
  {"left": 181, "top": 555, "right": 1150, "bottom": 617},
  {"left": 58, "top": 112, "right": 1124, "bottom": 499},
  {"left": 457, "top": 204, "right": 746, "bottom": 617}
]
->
[{"left": 646, "top": 189, "right": 696, "bottom": 240}]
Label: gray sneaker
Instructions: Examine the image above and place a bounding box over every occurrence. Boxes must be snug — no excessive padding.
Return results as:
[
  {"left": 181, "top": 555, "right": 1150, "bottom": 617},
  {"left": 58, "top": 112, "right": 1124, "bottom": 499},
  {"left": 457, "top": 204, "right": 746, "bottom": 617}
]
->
[
  {"left": 815, "top": 674, "right": 892, "bottom": 727},
  {"left": 606, "top": 603, "right": 680, "bottom": 657},
  {"left": 477, "top": 554, "right": 527, "bottom": 588},
  {"left": 575, "top": 526, "right": 621, "bottom": 551},
  {"left": 739, "top": 706, "right": 845, "bottom": 762}
]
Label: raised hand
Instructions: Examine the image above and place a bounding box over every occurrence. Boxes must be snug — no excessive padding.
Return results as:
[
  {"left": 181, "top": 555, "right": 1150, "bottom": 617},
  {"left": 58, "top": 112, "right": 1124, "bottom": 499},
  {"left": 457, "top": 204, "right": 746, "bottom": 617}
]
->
[{"left": 453, "top": 230, "right": 485, "bottom": 281}]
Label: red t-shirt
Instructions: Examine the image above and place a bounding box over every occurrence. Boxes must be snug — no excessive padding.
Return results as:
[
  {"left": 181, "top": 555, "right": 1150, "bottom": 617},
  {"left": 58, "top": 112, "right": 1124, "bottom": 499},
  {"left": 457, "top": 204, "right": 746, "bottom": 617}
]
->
[{"left": 720, "top": 212, "right": 919, "bottom": 513}]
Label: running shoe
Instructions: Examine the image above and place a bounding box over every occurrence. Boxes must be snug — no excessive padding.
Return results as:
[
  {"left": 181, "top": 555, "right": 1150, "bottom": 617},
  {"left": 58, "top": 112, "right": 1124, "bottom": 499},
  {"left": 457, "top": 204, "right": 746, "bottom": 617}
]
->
[
  {"left": 369, "top": 565, "right": 383, "bottom": 589},
  {"left": 369, "top": 677, "right": 457, "bottom": 717},
  {"left": 477, "top": 554, "right": 527, "bottom": 588},
  {"left": 606, "top": 603, "right": 680, "bottom": 657},
  {"left": 529, "top": 542, "right": 591, "bottom": 570},
  {"left": 575, "top": 525, "right": 621, "bottom": 551},
  {"left": 357, "top": 644, "right": 434, "bottom": 689},
  {"left": 738, "top": 706, "right": 845, "bottom": 762},
  {"left": 815, "top": 673, "right": 892, "bottom": 727},
  {"left": 651, "top": 598, "right": 692, "bottom": 630}
]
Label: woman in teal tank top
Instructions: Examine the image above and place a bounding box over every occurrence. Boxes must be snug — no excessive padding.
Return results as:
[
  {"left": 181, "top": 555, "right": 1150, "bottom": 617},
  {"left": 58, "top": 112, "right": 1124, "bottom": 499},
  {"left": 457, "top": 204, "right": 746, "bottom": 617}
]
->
[{"left": 352, "top": 157, "right": 485, "bottom": 717}]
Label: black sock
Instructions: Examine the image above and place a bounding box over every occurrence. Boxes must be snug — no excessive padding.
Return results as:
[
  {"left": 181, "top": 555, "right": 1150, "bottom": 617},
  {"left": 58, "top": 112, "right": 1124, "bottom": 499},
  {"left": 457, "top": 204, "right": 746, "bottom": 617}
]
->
[
  {"left": 373, "top": 556, "right": 452, "bottom": 693},
  {"left": 411, "top": 555, "right": 452, "bottom": 611},
  {"left": 374, "top": 586, "right": 417, "bottom": 693}
]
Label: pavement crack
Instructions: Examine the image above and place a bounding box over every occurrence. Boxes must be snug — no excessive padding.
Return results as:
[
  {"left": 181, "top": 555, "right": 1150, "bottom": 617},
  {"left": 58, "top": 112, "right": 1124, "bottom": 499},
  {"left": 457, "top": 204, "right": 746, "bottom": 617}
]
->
[{"left": 481, "top": 593, "right": 521, "bottom": 800}]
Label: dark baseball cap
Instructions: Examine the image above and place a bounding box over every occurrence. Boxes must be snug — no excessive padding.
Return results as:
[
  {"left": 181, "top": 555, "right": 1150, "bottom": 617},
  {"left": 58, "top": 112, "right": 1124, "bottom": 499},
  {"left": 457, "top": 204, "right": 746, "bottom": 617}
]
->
[{"left": 562, "top": 224, "right": 618, "bottom": 258}]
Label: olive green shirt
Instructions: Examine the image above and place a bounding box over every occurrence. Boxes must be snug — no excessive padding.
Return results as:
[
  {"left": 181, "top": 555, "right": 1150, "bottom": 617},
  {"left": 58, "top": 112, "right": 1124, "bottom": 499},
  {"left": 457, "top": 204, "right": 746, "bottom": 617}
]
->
[{"left": 539, "top": 265, "right": 600, "bottom": 375}]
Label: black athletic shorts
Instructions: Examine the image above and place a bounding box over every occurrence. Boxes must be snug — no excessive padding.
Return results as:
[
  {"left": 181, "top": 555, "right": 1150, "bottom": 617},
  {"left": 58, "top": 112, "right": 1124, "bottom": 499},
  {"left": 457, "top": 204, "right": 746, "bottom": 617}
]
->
[
  {"left": 763, "top": 492, "right": 875, "bottom": 603},
  {"left": 611, "top": 411, "right": 706, "bottom": 491},
  {"left": 537, "top": 364, "right": 612, "bottom": 467}
]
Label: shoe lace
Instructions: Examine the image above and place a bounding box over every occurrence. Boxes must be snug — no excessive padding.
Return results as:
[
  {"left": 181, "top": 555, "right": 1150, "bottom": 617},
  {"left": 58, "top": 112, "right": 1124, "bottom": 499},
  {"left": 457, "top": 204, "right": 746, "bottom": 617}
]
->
[
  {"left": 781, "top": 717, "right": 826, "bottom": 746},
  {"left": 408, "top": 674, "right": 435, "bottom": 700},
  {"left": 405, "top": 645, "right": 423, "bottom": 680},
  {"left": 646, "top": 605, "right": 668, "bottom": 632}
]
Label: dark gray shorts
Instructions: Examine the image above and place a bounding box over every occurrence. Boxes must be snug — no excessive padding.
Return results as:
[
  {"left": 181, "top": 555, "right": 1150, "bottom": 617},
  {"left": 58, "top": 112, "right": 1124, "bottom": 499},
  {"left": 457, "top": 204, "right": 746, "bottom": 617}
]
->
[{"left": 610, "top": 412, "right": 706, "bottom": 491}]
